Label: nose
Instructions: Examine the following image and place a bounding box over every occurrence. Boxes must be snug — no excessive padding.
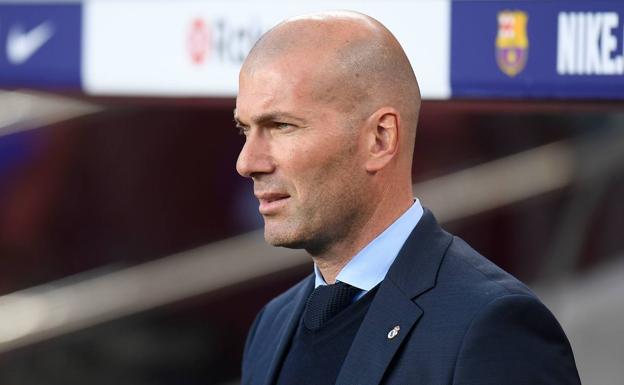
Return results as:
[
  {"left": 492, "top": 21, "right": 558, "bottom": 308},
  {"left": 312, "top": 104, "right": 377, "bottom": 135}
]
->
[{"left": 236, "top": 131, "right": 275, "bottom": 178}]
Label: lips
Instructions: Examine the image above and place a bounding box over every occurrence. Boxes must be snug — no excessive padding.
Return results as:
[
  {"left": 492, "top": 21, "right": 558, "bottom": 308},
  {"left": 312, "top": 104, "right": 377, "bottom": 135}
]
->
[{"left": 255, "top": 192, "right": 291, "bottom": 215}]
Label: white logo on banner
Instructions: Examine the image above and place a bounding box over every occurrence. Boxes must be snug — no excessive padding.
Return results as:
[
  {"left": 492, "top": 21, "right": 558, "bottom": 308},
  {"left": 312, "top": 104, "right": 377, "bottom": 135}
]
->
[
  {"left": 7, "top": 22, "right": 55, "bottom": 65},
  {"left": 557, "top": 12, "right": 624, "bottom": 75}
]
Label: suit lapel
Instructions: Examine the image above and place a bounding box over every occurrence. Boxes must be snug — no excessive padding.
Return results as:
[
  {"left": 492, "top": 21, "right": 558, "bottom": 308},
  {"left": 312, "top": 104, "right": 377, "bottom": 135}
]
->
[
  {"left": 261, "top": 275, "right": 314, "bottom": 385},
  {"left": 336, "top": 278, "right": 422, "bottom": 385},
  {"left": 336, "top": 210, "right": 453, "bottom": 385}
]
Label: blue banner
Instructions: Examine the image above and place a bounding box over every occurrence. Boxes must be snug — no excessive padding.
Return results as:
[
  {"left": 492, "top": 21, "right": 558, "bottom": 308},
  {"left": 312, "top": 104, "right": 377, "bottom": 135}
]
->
[
  {"left": 0, "top": 4, "right": 81, "bottom": 89},
  {"left": 451, "top": 1, "right": 624, "bottom": 99}
]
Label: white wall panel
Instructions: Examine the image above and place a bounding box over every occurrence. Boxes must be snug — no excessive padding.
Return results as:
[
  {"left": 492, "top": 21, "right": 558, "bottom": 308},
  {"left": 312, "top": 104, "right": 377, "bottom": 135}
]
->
[{"left": 82, "top": 0, "right": 450, "bottom": 99}]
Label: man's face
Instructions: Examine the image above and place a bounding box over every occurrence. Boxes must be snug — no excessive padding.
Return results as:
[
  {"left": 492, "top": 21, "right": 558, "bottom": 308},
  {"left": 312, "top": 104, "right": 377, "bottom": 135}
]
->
[{"left": 235, "top": 60, "right": 368, "bottom": 253}]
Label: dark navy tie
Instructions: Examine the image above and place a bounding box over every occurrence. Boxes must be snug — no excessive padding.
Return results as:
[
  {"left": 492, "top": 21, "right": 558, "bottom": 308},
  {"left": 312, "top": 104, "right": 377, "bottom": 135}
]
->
[{"left": 303, "top": 281, "right": 361, "bottom": 331}]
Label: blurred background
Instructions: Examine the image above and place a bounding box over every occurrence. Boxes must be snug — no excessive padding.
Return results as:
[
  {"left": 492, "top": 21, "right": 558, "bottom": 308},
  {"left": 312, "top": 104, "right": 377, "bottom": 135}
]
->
[{"left": 1, "top": 1, "right": 623, "bottom": 384}]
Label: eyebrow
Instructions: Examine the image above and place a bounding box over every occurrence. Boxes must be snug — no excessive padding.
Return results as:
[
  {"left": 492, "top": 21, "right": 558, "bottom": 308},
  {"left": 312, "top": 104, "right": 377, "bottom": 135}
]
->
[{"left": 233, "top": 109, "right": 306, "bottom": 127}]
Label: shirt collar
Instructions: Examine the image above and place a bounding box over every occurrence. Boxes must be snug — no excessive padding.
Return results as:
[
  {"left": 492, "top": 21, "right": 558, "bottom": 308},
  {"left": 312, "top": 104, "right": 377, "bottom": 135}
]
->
[{"left": 314, "top": 199, "right": 424, "bottom": 291}]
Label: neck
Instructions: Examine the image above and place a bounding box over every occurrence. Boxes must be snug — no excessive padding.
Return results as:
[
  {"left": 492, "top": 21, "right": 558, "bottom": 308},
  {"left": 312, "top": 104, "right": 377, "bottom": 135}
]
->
[{"left": 311, "top": 186, "right": 413, "bottom": 284}]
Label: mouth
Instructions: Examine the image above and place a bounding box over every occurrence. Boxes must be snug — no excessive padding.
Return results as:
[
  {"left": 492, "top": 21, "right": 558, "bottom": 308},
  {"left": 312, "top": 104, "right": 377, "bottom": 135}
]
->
[{"left": 255, "top": 192, "right": 291, "bottom": 215}]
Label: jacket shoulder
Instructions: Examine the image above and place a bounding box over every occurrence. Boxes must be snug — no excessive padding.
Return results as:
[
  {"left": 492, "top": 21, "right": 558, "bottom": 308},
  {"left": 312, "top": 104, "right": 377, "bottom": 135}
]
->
[
  {"left": 440, "top": 235, "right": 536, "bottom": 299},
  {"left": 389, "top": 235, "right": 580, "bottom": 383}
]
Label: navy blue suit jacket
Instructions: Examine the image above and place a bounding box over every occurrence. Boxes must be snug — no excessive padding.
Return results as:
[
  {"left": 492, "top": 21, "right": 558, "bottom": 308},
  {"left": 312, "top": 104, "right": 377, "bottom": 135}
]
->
[{"left": 242, "top": 210, "right": 581, "bottom": 385}]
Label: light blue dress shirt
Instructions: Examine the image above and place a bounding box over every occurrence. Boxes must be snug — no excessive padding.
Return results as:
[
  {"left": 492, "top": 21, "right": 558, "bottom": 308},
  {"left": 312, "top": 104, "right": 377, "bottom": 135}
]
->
[{"left": 313, "top": 199, "right": 424, "bottom": 299}]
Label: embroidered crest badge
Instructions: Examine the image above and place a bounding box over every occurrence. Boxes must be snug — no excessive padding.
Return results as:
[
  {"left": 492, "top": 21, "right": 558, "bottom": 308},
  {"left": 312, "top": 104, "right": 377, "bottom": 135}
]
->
[{"left": 496, "top": 10, "right": 529, "bottom": 77}]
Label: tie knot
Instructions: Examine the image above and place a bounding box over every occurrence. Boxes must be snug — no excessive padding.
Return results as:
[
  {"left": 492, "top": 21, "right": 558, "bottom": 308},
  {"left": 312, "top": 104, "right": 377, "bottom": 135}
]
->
[{"left": 303, "top": 282, "right": 361, "bottom": 331}]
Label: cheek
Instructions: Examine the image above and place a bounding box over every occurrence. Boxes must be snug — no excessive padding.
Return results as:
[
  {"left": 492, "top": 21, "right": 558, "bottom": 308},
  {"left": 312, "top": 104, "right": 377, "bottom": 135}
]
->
[{"left": 294, "top": 141, "right": 360, "bottom": 201}]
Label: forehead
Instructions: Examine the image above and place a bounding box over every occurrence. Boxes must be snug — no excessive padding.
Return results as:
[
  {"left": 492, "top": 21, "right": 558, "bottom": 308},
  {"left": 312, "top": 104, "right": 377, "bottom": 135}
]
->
[
  {"left": 235, "top": 57, "right": 333, "bottom": 122},
  {"left": 237, "top": 68, "right": 301, "bottom": 116}
]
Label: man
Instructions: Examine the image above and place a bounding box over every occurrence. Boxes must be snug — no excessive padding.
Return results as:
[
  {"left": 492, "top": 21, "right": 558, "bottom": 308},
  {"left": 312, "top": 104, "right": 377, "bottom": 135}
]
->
[{"left": 235, "top": 10, "right": 581, "bottom": 385}]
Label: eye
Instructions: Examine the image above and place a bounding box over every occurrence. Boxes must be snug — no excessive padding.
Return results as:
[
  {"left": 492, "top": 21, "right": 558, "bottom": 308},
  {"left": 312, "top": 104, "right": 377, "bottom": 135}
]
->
[
  {"left": 275, "top": 122, "right": 293, "bottom": 130},
  {"left": 236, "top": 124, "right": 249, "bottom": 136}
]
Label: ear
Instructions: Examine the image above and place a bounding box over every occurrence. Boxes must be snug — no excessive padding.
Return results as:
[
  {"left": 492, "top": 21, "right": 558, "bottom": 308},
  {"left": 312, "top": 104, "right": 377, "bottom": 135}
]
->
[{"left": 364, "top": 107, "right": 400, "bottom": 172}]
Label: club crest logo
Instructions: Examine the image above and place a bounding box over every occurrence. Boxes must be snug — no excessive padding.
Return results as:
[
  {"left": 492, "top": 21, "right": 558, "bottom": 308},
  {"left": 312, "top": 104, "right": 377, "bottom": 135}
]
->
[{"left": 496, "top": 10, "right": 528, "bottom": 77}]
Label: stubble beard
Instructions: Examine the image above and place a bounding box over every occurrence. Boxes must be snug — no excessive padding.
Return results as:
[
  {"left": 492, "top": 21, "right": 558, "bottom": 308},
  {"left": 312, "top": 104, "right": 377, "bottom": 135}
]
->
[
  {"left": 262, "top": 124, "right": 366, "bottom": 255},
  {"left": 262, "top": 178, "right": 366, "bottom": 258}
]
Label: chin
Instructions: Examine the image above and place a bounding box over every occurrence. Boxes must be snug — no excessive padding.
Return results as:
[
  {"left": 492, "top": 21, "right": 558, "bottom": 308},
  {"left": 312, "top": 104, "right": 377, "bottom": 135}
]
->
[
  {"left": 263, "top": 222, "right": 309, "bottom": 249},
  {"left": 264, "top": 230, "right": 301, "bottom": 248},
  {"left": 263, "top": 225, "right": 330, "bottom": 255}
]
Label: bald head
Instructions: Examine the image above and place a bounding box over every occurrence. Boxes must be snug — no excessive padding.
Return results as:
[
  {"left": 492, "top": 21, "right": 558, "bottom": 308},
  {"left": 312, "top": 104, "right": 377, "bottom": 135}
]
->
[
  {"left": 236, "top": 11, "right": 420, "bottom": 261},
  {"left": 242, "top": 11, "right": 421, "bottom": 148}
]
